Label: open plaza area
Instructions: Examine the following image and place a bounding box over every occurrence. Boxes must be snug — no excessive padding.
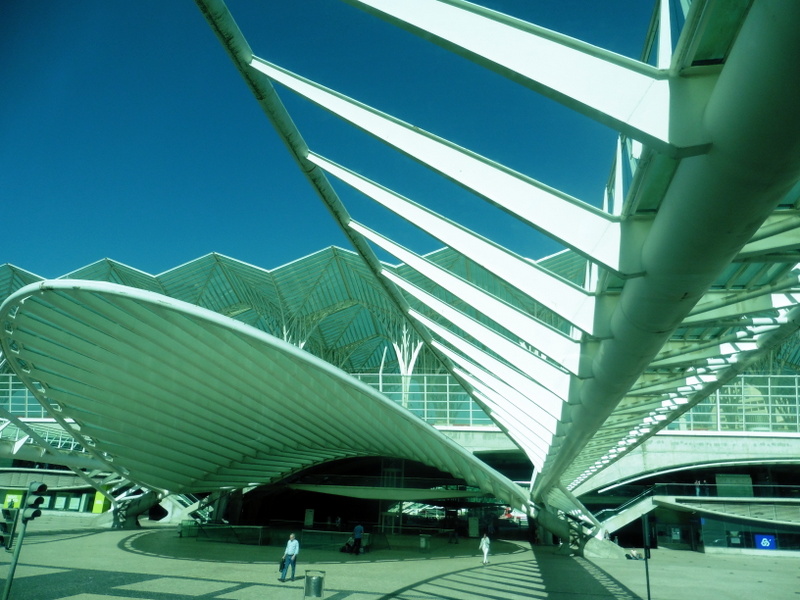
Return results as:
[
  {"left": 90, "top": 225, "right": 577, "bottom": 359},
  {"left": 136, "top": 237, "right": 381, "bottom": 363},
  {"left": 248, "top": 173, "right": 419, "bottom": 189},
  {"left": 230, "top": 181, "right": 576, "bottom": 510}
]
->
[{"left": 1, "top": 518, "right": 797, "bottom": 600}]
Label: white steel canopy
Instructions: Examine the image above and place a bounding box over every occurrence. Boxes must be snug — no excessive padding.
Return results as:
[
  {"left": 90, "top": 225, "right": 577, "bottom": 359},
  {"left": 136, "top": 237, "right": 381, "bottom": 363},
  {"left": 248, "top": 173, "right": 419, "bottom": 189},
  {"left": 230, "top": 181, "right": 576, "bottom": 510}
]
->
[{"left": 0, "top": 280, "right": 526, "bottom": 506}]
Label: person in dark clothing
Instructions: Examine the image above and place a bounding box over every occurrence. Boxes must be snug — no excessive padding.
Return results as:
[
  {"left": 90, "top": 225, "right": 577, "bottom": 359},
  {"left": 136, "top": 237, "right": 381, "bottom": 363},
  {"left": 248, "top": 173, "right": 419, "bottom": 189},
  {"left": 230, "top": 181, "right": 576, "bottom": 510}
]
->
[{"left": 352, "top": 523, "right": 364, "bottom": 555}]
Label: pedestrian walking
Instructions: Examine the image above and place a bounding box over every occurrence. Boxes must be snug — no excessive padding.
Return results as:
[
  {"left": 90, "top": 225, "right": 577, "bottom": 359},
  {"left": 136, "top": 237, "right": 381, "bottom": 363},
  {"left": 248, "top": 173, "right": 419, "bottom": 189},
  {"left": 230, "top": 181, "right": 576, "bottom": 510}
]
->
[
  {"left": 479, "top": 533, "right": 490, "bottom": 564},
  {"left": 279, "top": 533, "right": 299, "bottom": 582}
]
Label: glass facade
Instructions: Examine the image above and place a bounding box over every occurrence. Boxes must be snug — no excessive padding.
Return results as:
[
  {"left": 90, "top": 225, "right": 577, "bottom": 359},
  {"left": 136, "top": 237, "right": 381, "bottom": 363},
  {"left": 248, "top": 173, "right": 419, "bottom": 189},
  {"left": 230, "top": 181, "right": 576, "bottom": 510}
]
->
[
  {"left": 3, "top": 372, "right": 800, "bottom": 433},
  {"left": 667, "top": 374, "right": 800, "bottom": 433},
  {"left": 702, "top": 518, "right": 800, "bottom": 552},
  {"left": 352, "top": 373, "right": 494, "bottom": 427},
  {"left": 0, "top": 375, "right": 48, "bottom": 418}
]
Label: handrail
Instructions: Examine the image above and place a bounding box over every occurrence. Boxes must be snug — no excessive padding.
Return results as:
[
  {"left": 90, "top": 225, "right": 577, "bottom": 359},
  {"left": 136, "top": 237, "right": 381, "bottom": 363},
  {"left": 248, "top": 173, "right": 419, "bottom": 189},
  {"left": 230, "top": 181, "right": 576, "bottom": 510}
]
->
[
  {"left": 596, "top": 483, "right": 800, "bottom": 521},
  {"left": 594, "top": 486, "right": 658, "bottom": 521}
]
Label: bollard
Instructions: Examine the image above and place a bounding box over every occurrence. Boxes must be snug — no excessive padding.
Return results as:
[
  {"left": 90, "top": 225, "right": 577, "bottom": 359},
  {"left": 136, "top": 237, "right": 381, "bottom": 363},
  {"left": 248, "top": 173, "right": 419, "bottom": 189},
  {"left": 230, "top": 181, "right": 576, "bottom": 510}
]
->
[{"left": 304, "top": 569, "right": 325, "bottom": 598}]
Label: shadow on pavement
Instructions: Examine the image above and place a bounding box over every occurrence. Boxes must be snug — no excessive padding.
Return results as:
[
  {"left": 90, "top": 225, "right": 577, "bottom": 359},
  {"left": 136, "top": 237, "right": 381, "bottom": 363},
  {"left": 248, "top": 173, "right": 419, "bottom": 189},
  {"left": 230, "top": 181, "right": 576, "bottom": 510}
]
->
[
  {"left": 378, "top": 560, "right": 549, "bottom": 600},
  {"left": 533, "top": 547, "right": 643, "bottom": 600}
]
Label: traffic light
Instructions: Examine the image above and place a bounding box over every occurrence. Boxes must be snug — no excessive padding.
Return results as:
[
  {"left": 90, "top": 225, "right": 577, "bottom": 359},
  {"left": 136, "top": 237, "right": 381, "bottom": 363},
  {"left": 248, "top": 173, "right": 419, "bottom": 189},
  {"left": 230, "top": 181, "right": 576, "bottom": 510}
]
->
[
  {"left": 21, "top": 482, "right": 47, "bottom": 524},
  {"left": 0, "top": 507, "right": 18, "bottom": 550}
]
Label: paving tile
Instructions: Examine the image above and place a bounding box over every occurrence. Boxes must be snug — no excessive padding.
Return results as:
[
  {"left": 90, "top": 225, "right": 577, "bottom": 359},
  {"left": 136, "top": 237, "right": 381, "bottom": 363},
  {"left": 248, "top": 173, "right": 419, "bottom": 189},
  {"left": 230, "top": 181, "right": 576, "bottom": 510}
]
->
[{"left": 114, "top": 576, "right": 240, "bottom": 595}]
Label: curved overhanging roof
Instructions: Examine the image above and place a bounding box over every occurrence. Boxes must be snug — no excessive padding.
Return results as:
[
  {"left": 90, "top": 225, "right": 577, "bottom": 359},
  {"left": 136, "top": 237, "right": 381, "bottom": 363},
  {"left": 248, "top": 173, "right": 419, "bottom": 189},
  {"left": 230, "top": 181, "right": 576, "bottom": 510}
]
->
[{"left": 0, "top": 279, "right": 527, "bottom": 507}]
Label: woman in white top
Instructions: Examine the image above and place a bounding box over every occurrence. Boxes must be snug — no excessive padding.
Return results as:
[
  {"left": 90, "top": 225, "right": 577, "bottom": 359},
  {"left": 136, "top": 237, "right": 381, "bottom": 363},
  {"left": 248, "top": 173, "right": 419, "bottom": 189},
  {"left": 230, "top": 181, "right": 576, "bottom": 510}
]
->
[{"left": 479, "top": 533, "right": 490, "bottom": 564}]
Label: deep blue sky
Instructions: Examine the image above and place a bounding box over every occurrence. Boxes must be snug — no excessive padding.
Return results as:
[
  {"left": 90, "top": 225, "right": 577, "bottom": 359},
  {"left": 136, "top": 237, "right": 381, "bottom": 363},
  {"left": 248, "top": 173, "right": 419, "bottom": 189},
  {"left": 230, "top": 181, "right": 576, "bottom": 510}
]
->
[{"left": 1, "top": 1, "right": 653, "bottom": 279}]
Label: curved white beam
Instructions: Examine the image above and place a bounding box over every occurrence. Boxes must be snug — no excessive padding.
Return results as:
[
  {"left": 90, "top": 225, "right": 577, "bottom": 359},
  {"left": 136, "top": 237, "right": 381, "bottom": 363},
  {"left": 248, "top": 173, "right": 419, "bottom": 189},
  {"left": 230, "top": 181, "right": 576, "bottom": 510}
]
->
[{"left": 538, "top": 0, "right": 800, "bottom": 495}]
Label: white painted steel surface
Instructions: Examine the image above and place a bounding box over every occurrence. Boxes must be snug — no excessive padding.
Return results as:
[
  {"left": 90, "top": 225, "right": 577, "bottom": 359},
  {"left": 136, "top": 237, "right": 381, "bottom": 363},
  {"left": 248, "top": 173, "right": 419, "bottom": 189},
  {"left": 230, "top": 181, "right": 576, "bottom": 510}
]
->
[{"left": 0, "top": 280, "right": 527, "bottom": 506}]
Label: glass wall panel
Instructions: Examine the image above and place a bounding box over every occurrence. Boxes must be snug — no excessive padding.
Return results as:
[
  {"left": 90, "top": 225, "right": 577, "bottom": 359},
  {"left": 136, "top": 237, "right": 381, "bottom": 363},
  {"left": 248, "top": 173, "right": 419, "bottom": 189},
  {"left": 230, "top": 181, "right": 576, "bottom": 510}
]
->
[
  {"left": 0, "top": 374, "right": 47, "bottom": 418},
  {"left": 352, "top": 372, "right": 492, "bottom": 427},
  {"left": 666, "top": 374, "right": 800, "bottom": 434}
]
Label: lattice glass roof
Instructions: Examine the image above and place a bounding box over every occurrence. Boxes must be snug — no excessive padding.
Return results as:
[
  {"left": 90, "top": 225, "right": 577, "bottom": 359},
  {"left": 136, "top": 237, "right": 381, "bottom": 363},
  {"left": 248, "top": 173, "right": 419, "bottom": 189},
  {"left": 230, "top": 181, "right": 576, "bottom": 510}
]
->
[{"left": 1, "top": 248, "right": 414, "bottom": 375}]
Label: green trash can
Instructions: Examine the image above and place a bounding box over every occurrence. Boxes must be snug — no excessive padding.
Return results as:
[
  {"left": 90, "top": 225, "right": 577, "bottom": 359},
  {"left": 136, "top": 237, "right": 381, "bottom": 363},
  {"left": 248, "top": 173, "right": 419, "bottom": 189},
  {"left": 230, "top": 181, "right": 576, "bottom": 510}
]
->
[
  {"left": 304, "top": 569, "right": 325, "bottom": 598},
  {"left": 419, "top": 534, "right": 431, "bottom": 552}
]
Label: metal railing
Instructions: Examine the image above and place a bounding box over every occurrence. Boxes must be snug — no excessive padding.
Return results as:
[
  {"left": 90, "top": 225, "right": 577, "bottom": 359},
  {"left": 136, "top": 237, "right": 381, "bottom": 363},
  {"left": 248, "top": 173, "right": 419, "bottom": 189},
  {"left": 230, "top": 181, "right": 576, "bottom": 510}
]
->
[{"left": 595, "top": 483, "right": 800, "bottom": 521}]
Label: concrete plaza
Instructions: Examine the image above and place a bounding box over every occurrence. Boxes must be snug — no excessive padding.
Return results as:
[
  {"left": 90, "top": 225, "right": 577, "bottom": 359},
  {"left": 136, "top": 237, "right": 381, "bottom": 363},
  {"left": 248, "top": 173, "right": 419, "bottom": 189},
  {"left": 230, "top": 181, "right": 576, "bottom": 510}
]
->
[{"left": 1, "top": 517, "right": 797, "bottom": 600}]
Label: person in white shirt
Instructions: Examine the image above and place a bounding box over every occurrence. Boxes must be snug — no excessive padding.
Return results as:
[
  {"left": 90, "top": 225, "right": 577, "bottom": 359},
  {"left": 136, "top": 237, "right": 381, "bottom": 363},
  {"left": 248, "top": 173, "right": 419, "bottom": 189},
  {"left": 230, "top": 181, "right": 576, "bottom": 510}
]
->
[
  {"left": 279, "top": 533, "right": 300, "bottom": 581},
  {"left": 479, "top": 533, "right": 490, "bottom": 564}
]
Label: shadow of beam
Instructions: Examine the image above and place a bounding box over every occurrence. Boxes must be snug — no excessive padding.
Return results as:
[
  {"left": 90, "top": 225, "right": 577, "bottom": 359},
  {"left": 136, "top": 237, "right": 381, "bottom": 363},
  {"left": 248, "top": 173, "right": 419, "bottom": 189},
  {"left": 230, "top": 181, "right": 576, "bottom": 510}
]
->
[
  {"left": 533, "top": 547, "right": 642, "bottom": 600},
  {"left": 379, "top": 547, "right": 642, "bottom": 600}
]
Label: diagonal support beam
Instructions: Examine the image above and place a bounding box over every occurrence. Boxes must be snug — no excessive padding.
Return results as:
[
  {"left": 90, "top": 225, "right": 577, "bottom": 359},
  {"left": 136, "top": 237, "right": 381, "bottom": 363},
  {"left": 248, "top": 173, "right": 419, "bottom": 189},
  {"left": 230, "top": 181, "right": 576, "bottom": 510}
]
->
[
  {"left": 344, "top": 0, "right": 711, "bottom": 157},
  {"left": 249, "top": 56, "right": 625, "bottom": 272},
  {"left": 384, "top": 269, "right": 570, "bottom": 400},
  {"left": 352, "top": 221, "right": 582, "bottom": 374},
  {"left": 312, "top": 154, "right": 596, "bottom": 333},
  {"left": 413, "top": 310, "right": 565, "bottom": 423}
]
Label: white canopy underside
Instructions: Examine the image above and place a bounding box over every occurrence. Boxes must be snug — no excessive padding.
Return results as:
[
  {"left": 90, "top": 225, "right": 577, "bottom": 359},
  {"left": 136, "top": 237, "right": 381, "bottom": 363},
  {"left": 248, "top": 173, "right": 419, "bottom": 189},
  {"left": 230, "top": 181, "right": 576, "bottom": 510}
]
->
[{"left": 0, "top": 280, "right": 528, "bottom": 508}]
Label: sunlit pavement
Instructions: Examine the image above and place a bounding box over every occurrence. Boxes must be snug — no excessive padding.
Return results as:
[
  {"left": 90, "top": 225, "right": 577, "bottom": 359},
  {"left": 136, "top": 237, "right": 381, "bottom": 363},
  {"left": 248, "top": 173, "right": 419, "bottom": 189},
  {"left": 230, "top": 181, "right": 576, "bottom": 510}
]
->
[{"left": 1, "top": 521, "right": 797, "bottom": 600}]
